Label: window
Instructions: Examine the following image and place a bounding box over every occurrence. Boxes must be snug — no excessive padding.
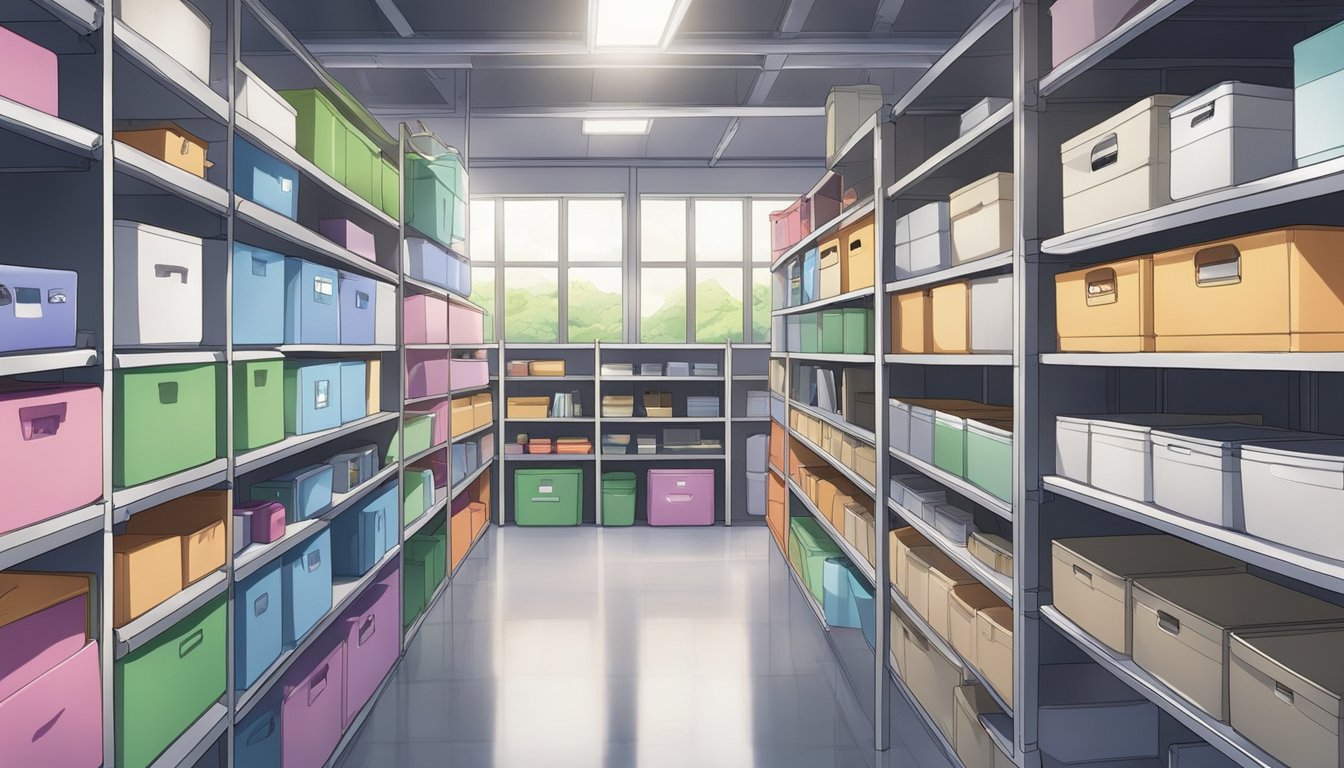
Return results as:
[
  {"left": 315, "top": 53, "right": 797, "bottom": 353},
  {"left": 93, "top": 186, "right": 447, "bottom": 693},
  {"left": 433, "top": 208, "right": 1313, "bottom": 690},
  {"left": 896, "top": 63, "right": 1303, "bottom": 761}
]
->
[{"left": 640, "top": 267, "right": 687, "bottom": 344}]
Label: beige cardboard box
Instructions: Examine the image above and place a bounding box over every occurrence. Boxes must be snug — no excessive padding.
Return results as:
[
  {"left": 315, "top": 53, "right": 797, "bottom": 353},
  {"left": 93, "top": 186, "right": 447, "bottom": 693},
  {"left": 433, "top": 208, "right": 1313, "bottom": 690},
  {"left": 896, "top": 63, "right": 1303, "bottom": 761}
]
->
[
  {"left": 976, "top": 606, "right": 1014, "bottom": 709},
  {"left": 931, "top": 282, "right": 971, "bottom": 353},
  {"left": 114, "top": 534, "right": 184, "bottom": 628},
  {"left": 894, "top": 291, "right": 932, "bottom": 353},
  {"left": 949, "top": 584, "right": 1002, "bottom": 664},
  {"left": 1056, "top": 256, "right": 1155, "bottom": 352},
  {"left": 1230, "top": 625, "right": 1344, "bottom": 768},
  {"left": 904, "top": 617, "right": 961, "bottom": 739},
  {"left": 841, "top": 217, "right": 876, "bottom": 292},
  {"left": 954, "top": 683, "right": 1013, "bottom": 768}
]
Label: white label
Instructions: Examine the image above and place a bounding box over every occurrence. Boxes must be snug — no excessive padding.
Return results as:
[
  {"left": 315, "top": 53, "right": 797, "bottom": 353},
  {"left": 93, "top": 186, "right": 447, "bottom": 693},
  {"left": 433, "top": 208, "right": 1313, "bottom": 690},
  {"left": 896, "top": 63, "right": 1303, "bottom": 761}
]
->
[{"left": 539, "top": 484, "right": 553, "bottom": 494}]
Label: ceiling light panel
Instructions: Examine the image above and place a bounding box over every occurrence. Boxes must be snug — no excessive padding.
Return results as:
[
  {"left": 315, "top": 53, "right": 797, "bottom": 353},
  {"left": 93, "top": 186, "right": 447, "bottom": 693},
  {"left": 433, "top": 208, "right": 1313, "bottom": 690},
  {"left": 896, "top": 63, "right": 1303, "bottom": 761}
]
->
[
  {"left": 590, "top": 0, "right": 691, "bottom": 51},
  {"left": 582, "top": 119, "right": 653, "bottom": 135}
]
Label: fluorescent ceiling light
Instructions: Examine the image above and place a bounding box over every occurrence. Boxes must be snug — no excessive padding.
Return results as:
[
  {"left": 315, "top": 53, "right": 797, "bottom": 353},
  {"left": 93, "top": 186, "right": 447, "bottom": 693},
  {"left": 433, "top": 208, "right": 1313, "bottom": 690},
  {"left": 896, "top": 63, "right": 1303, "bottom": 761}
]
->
[
  {"left": 590, "top": 0, "right": 692, "bottom": 51},
  {"left": 582, "top": 119, "right": 653, "bottom": 135}
]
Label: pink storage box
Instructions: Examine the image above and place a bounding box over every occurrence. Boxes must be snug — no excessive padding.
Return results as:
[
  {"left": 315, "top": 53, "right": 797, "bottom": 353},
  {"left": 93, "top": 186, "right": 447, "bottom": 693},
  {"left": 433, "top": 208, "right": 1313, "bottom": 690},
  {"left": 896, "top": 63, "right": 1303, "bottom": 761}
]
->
[
  {"left": 403, "top": 295, "right": 449, "bottom": 345},
  {"left": 447, "top": 301, "right": 485, "bottom": 345},
  {"left": 428, "top": 455, "right": 448, "bottom": 489},
  {"left": 647, "top": 468, "right": 716, "bottom": 526},
  {"left": 319, "top": 219, "right": 377, "bottom": 263},
  {"left": 405, "top": 350, "right": 450, "bottom": 399},
  {"left": 339, "top": 566, "right": 400, "bottom": 728},
  {"left": 237, "top": 500, "right": 285, "bottom": 544},
  {"left": 0, "top": 641, "right": 102, "bottom": 768},
  {"left": 0, "top": 576, "right": 88, "bottom": 702},
  {"left": 282, "top": 639, "right": 346, "bottom": 768},
  {"left": 450, "top": 358, "right": 489, "bottom": 392},
  {"left": 479, "top": 433, "right": 495, "bottom": 459},
  {"left": 409, "top": 399, "right": 450, "bottom": 447},
  {"left": 770, "top": 198, "right": 807, "bottom": 259},
  {"left": 1050, "top": 0, "right": 1155, "bottom": 67},
  {"left": 0, "top": 26, "right": 58, "bottom": 116},
  {"left": 0, "top": 384, "right": 101, "bottom": 537}
]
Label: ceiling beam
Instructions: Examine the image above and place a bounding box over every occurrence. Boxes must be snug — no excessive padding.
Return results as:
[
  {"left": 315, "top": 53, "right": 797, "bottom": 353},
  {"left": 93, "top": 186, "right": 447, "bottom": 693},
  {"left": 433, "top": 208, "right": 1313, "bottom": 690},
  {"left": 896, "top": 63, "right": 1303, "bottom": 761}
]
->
[
  {"left": 871, "top": 0, "right": 908, "bottom": 34},
  {"left": 366, "top": 105, "right": 825, "bottom": 119},
  {"left": 371, "top": 0, "right": 415, "bottom": 38}
]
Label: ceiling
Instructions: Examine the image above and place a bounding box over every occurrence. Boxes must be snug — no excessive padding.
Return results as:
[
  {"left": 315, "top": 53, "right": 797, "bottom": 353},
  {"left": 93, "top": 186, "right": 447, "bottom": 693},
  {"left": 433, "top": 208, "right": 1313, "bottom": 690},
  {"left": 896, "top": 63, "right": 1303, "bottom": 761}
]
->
[{"left": 249, "top": 0, "right": 995, "bottom": 165}]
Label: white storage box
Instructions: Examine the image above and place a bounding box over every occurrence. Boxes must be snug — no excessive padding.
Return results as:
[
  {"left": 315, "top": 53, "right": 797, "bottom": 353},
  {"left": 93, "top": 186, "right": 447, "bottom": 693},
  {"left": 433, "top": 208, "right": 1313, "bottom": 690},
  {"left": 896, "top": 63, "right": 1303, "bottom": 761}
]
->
[
  {"left": 1054, "top": 416, "right": 1091, "bottom": 483},
  {"left": 969, "top": 275, "right": 1013, "bottom": 353},
  {"left": 1150, "top": 424, "right": 1316, "bottom": 530},
  {"left": 890, "top": 473, "right": 943, "bottom": 513},
  {"left": 113, "top": 220, "right": 203, "bottom": 346},
  {"left": 1061, "top": 95, "right": 1186, "bottom": 232},
  {"left": 1087, "top": 414, "right": 1262, "bottom": 502},
  {"left": 236, "top": 64, "right": 298, "bottom": 147},
  {"left": 932, "top": 504, "right": 975, "bottom": 545},
  {"left": 1168, "top": 743, "right": 1238, "bottom": 768},
  {"left": 375, "top": 282, "right": 396, "bottom": 346},
  {"left": 961, "top": 97, "right": 1011, "bottom": 136},
  {"left": 118, "top": 0, "right": 212, "bottom": 84},
  {"left": 893, "top": 202, "right": 951, "bottom": 280},
  {"left": 911, "top": 404, "right": 937, "bottom": 464},
  {"left": 950, "top": 173, "right": 1014, "bottom": 266},
  {"left": 1241, "top": 438, "right": 1344, "bottom": 561},
  {"left": 825, "top": 85, "right": 884, "bottom": 162},
  {"left": 1037, "top": 663, "right": 1161, "bottom": 765},
  {"left": 1170, "top": 82, "right": 1294, "bottom": 200}
]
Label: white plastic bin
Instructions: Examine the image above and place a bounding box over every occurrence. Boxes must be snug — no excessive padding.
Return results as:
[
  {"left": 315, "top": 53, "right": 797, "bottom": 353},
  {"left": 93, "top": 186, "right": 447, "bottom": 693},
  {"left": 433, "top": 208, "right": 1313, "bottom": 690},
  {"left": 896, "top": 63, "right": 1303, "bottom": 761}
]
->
[
  {"left": 969, "top": 275, "right": 1013, "bottom": 353},
  {"left": 1170, "top": 82, "right": 1293, "bottom": 200},
  {"left": 1087, "top": 414, "right": 1262, "bottom": 502},
  {"left": 932, "top": 504, "right": 975, "bottom": 545},
  {"left": 113, "top": 220, "right": 203, "bottom": 346},
  {"left": 825, "top": 85, "right": 884, "bottom": 161},
  {"left": 236, "top": 64, "right": 297, "bottom": 147},
  {"left": 1055, "top": 416, "right": 1090, "bottom": 483},
  {"left": 1241, "top": 438, "right": 1344, "bottom": 561},
  {"left": 911, "top": 405, "right": 937, "bottom": 464},
  {"left": 893, "top": 202, "right": 951, "bottom": 280},
  {"left": 1061, "top": 95, "right": 1185, "bottom": 232},
  {"left": 118, "top": 0, "right": 212, "bottom": 84},
  {"left": 960, "top": 97, "right": 1010, "bottom": 136},
  {"left": 950, "top": 173, "right": 1013, "bottom": 266},
  {"left": 375, "top": 282, "right": 396, "bottom": 345}
]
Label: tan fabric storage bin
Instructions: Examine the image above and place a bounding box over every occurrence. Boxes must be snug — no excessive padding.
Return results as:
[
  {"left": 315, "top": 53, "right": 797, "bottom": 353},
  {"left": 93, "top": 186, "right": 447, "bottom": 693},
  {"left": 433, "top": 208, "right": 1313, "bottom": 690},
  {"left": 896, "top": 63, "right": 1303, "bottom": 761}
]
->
[
  {"left": 908, "top": 548, "right": 971, "bottom": 628},
  {"left": 124, "top": 490, "right": 228, "bottom": 585},
  {"left": 928, "top": 558, "right": 979, "bottom": 641},
  {"left": 931, "top": 282, "right": 970, "bottom": 353},
  {"left": 976, "top": 606, "right": 1014, "bottom": 709},
  {"left": 1132, "top": 572, "right": 1344, "bottom": 722},
  {"left": 115, "top": 124, "right": 212, "bottom": 178},
  {"left": 954, "top": 683, "right": 1013, "bottom": 768},
  {"left": 893, "top": 290, "right": 932, "bottom": 353},
  {"left": 1229, "top": 625, "right": 1344, "bottom": 768},
  {"left": 366, "top": 358, "right": 382, "bottom": 413},
  {"left": 506, "top": 396, "right": 549, "bottom": 420},
  {"left": 1055, "top": 256, "right": 1155, "bottom": 352},
  {"left": 841, "top": 217, "right": 876, "bottom": 292},
  {"left": 890, "top": 609, "right": 908, "bottom": 671},
  {"left": 969, "top": 533, "right": 1013, "bottom": 578},
  {"left": 471, "top": 393, "right": 493, "bottom": 426},
  {"left": 950, "top": 172, "right": 1014, "bottom": 266},
  {"left": 1052, "top": 535, "right": 1243, "bottom": 654},
  {"left": 1153, "top": 226, "right": 1344, "bottom": 352},
  {"left": 949, "top": 584, "right": 1001, "bottom": 664},
  {"left": 903, "top": 616, "right": 962, "bottom": 739},
  {"left": 113, "top": 534, "right": 184, "bottom": 627},
  {"left": 452, "top": 397, "right": 475, "bottom": 436},
  {"left": 890, "top": 528, "right": 933, "bottom": 596},
  {"left": 818, "top": 239, "right": 842, "bottom": 299}
]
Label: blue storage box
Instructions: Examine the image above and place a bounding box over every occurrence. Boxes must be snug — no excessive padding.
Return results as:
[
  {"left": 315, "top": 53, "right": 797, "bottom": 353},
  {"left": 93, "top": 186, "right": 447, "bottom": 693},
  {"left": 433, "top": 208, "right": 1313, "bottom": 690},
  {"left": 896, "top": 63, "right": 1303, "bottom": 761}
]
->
[
  {"left": 339, "top": 360, "right": 368, "bottom": 424},
  {"left": 283, "top": 259, "right": 339, "bottom": 345},
  {"left": 1295, "top": 20, "right": 1344, "bottom": 166},
  {"left": 234, "top": 706, "right": 281, "bottom": 768},
  {"left": 338, "top": 271, "right": 377, "bottom": 345},
  {"left": 405, "top": 237, "right": 452, "bottom": 288},
  {"left": 823, "top": 556, "right": 874, "bottom": 648},
  {"left": 447, "top": 253, "right": 472, "bottom": 298},
  {"left": 0, "top": 264, "right": 77, "bottom": 353},
  {"left": 231, "top": 243, "right": 286, "bottom": 345},
  {"left": 451, "top": 443, "right": 468, "bottom": 485},
  {"left": 234, "top": 562, "right": 284, "bottom": 690},
  {"left": 801, "top": 248, "right": 819, "bottom": 304},
  {"left": 281, "top": 528, "right": 332, "bottom": 645},
  {"left": 284, "top": 360, "right": 342, "bottom": 435},
  {"left": 330, "top": 494, "right": 392, "bottom": 577},
  {"left": 251, "top": 464, "right": 334, "bottom": 524},
  {"left": 235, "top": 137, "right": 299, "bottom": 219},
  {"left": 420, "top": 468, "right": 436, "bottom": 511},
  {"left": 360, "top": 481, "right": 400, "bottom": 555}
]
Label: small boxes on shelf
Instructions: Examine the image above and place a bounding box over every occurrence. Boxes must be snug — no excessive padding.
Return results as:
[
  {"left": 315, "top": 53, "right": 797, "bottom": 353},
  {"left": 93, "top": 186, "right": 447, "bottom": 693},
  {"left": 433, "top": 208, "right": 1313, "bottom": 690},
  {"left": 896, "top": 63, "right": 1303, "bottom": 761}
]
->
[
  {"left": 235, "top": 63, "right": 297, "bottom": 146},
  {"left": 251, "top": 464, "right": 335, "bottom": 524},
  {"left": 320, "top": 219, "right": 377, "bottom": 262},
  {"left": 602, "top": 395, "right": 634, "bottom": 418},
  {"left": 643, "top": 391, "right": 673, "bottom": 418},
  {"left": 1169, "top": 82, "right": 1293, "bottom": 200},
  {"left": 113, "top": 221, "right": 204, "bottom": 346},
  {"left": 283, "top": 258, "right": 339, "bottom": 345},
  {"left": 115, "top": 124, "right": 211, "bottom": 178},
  {"left": 949, "top": 172, "right": 1013, "bottom": 265}
]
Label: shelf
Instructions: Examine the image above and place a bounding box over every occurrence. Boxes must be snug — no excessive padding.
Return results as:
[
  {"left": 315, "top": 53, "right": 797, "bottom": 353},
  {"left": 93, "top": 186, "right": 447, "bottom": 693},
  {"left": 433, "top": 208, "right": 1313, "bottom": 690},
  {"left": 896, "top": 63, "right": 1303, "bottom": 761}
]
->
[
  {"left": 404, "top": 441, "right": 449, "bottom": 466},
  {"left": 601, "top": 416, "right": 727, "bottom": 423},
  {"left": 772, "top": 287, "right": 877, "bottom": 317},
  {"left": 404, "top": 276, "right": 450, "bottom": 298},
  {"left": 1041, "top": 352, "right": 1344, "bottom": 372},
  {"left": 147, "top": 700, "right": 228, "bottom": 768},
  {"left": 405, "top": 497, "right": 447, "bottom": 539},
  {"left": 887, "top": 103, "right": 1013, "bottom": 198},
  {"left": 115, "top": 571, "right": 227, "bottom": 658},
  {"left": 891, "top": 583, "right": 1014, "bottom": 716},
  {"left": 322, "top": 465, "right": 400, "bottom": 522},
  {"left": 451, "top": 458, "right": 495, "bottom": 500},
  {"left": 600, "top": 375, "right": 724, "bottom": 382},
  {"left": 321, "top": 664, "right": 398, "bottom": 768},
  {"left": 828, "top": 112, "right": 876, "bottom": 171},
  {"left": 786, "top": 478, "right": 876, "bottom": 586},
  {"left": 887, "top": 499, "right": 1012, "bottom": 603},
  {"left": 506, "top": 375, "right": 595, "bottom": 382},
  {"left": 450, "top": 422, "right": 496, "bottom": 444},
  {"left": 886, "top": 354, "right": 1013, "bottom": 367},
  {"left": 450, "top": 520, "right": 492, "bottom": 580},
  {"left": 504, "top": 417, "right": 595, "bottom": 423},
  {"left": 235, "top": 198, "right": 398, "bottom": 283},
  {"left": 446, "top": 292, "right": 486, "bottom": 314},
  {"left": 450, "top": 382, "right": 494, "bottom": 397},
  {"left": 600, "top": 453, "right": 725, "bottom": 461},
  {"left": 235, "top": 412, "right": 399, "bottom": 475},
  {"left": 1042, "top": 605, "right": 1285, "bottom": 768},
  {"left": 788, "top": 428, "right": 876, "bottom": 498},
  {"left": 278, "top": 344, "right": 396, "bottom": 354},
  {"left": 1045, "top": 475, "right": 1344, "bottom": 595},
  {"left": 405, "top": 392, "right": 451, "bottom": 406},
  {"left": 235, "top": 115, "right": 398, "bottom": 229},
  {"left": 732, "top": 416, "right": 771, "bottom": 423},
  {"left": 113, "top": 20, "right": 228, "bottom": 122},
  {"left": 1037, "top": 0, "right": 1192, "bottom": 98},
  {"left": 112, "top": 349, "right": 226, "bottom": 369},
  {"left": 1040, "top": 155, "right": 1344, "bottom": 258},
  {"left": 890, "top": 447, "right": 1013, "bottom": 521},
  {"left": 0, "top": 347, "right": 99, "bottom": 378},
  {"left": 0, "top": 95, "right": 101, "bottom": 159},
  {"left": 0, "top": 503, "right": 104, "bottom": 572},
  {"left": 785, "top": 551, "right": 828, "bottom": 629},
  {"left": 886, "top": 251, "right": 1013, "bottom": 293},
  {"left": 786, "top": 352, "right": 874, "bottom": 364},
  {"left": 236, "top": 547, "right": 401, "bottom": 721},
  {"left": 112, "top": 459, "right": 229, "bottom": 524},
  {"left": 113, "top": 141, "right": 229, "bottom": 214},
  {"left": 769, "top": 199, "right": 876, "bottom": 273},
  {"left": 888, "top": 0, "right": 1013, "bottom": 119},
  {"left": 403, "top": 577, "right": 450, "bottom": 648},
  {"left": 36, "top": 0, "right": 102, "bottom": 33},
  {"left": 789, "top": 400, "right": 877, "bottom": 445},
  {"left": 233, "top": 517, "right": 328, "bottom": 582},
  {"left": 887, "top": 654, "right": 968, "bottom": 768},
  {"left": 505, "top": 453, "right": 598, "bottom": 462},
  {"left": 407, "top": 344, "right": 451, "bottom": 350}
]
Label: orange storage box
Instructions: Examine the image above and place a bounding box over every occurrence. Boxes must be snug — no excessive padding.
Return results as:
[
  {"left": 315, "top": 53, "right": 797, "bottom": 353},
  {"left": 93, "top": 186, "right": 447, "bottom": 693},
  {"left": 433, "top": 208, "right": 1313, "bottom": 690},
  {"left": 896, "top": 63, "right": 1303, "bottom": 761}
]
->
[
  {"left": 124, "top": 490, "right": 227, "bottom": 585},
  {"left": 115, "top": 123, "right": 211, "bottom": 178},
  {"left": 451, "top": 397, "right": 474, "bottom": 437},
  {"left": 450, "top": 507, "right": 472, "bottom": 571},
  {"left": 1056, "top": 256, "right": 1155, "bottom": 352},
  {"left": 769, "top": 424, "right": 785, "bottom": 471},
  {"left": 113, "top": 534, "right": 183, "bottom": 627},
  {"left": 767, "top": 471, "right": 786, "bottom": 546},
  {"left": 930, "top": 281, "right": 970, "bottom": 353},
  {"left": 841, "top": 217, "right": 876, "bottom": 292},
  {"left": 893, "top": 290, "right": 932, "bottom": 353},
  {"left": 471, "top": 393, "right": 493, "bottom": 427},
  {"left": 1153, "top": 226, "right": 1344, "bottom": 351}
]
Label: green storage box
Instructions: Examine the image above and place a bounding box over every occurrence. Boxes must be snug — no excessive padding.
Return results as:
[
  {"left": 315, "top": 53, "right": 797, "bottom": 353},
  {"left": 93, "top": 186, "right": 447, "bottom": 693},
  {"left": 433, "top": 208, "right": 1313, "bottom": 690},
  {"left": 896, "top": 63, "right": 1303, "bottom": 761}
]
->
[
  {"left": 842, "top": 308, "right": 874, "bottom": 354},
  {"left": 602, "top": 472, "right": 637, "bottom": 527},
  {"left": 405, "top": 133, "right": 466, "bottom": 247},
  {"left": 515, "top": 468, "right": 583, "bottom": 526},
  {"left": 820, "top": 310, "right": 845, "bottom": 353},
  {"left": 385, "top": 413, "right": 436, "bottom": 464},
  {"left": 403, "top": 532, "right": 447, "bottom": 629},
  {"left": 114, "top": 364, "right": 220, "bottom": 488},
  {"left": 966, "top": 419, "right": 1012, "bottom": 502},
  {"left": 403, "top": 469, "right": 429, "bottom": 526},
  {"left": 115, "top": 595, "right": 226, "bottom": 768},
  {"left": 788, "top": 516, "right": 842, "bottom": 604},
  {"left": 344, "top": 127, "right": 380, "bottom": 204},
  {"left": 380, "top": 158, "right": 400, "bottom": 218},
  {"left": 281, "top": 89, "right": 347, "bottom": 182},
  {"left": 233, "top": 359, "right": 284, "bottom": 451},
  {"left": 933, "top": 411, "right": 968, "bottom": 477},
  {"left": 799, "top": 314, "right": 820, "bottom": 354}
]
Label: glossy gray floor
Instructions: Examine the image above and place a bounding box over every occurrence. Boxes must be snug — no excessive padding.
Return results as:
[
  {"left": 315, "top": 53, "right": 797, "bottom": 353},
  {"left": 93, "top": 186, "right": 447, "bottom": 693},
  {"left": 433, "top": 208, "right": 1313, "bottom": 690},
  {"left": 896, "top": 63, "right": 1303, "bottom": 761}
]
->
[{"left": 337, "top": 525, "right": 954, "bottom": 768}]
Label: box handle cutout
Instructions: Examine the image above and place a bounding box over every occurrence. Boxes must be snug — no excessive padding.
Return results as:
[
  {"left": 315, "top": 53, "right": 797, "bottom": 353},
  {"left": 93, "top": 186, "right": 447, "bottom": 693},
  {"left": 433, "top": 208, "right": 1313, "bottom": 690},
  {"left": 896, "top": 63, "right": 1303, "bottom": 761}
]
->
[
  {"left": 155, "top": 264, "right": 189, "bottom": 283},
  {"left": 355, "top": 290, "right": 370, "bottom": 310},
  {"left": 1268, "top": 462, "right": 1344, "bottom": 489},
  {"left": 178, "top": 628, "right": 205, "bottom": 657},
  {"left": 1071, "top": 564, "right": 1093, "bottom": 587},
  {"left": 1275, "top": 682, "right": 1295, "bottom": 705},
  {"left": 306, "top": 549, "right": 322, "bottom": 572},
  {"left": 1166, "top": 444, "right": 1193, "bottom": 456},
  {"left": 159, "top": 382, "right": 179, "bottom": 405},
  {"left": 253, "top": 369, "right": 268, "bottom": 387},
  {"left": 359, "top": 614, "right": 377, "bottom": 645},
  {"left": 314, "top": 379, "right": 330, "bottom": 409},
  {"left": 849, "top": 236, "right": 865, "bottom": 253},
  {"left": 47, "top": 289, "right": 67, "bottom": 304},
  {"left": 253, "top": 592, "right": 269, "bottom": 617},
  {"left": 246, "top": 716, "right": 276, "bottom": 745},
  {"left": 19, "top": 402, "right": 66, "bottom": 440},
  {"left": 531, "top": 497, "right": 559, "bottom": 503},
  {"left": 1156, "top": 610, "right": 1181, "bottom": 636},
  {"left": 1195, "top": 244, "right": 1242, "bottom": 287},
  {"left": 313, "top": 275, "right": 335, "bottom": 303},
  {"left": 308, "top": 664, "right": 329, "bottom": 703},
  {"left": 1091, "top": 134, "right": 1119, "bottom": 171},
  {"left": 1085, "top": 268, "right": 1118, "bottom": 307},
  {"left": 1190, "top": 102, "right": 1217, "bottom": 128},
  {"left": 0, "top": 284, "right": 9, "bottom": 306},
  {"left": 251, "top": 257, "right": 269, "bottom": 277}
]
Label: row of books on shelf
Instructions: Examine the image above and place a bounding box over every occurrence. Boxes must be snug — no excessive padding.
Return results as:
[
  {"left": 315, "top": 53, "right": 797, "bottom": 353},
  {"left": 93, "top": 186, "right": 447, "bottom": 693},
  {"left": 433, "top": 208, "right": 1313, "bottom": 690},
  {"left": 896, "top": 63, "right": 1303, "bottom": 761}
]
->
[{"left": 600, "top": 362, "right": 721, "bottom": 377}]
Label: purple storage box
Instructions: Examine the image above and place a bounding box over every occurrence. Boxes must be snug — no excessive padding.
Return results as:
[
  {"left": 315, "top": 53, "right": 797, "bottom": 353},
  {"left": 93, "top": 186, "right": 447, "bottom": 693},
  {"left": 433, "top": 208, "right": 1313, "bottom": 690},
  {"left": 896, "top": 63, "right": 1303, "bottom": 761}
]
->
[
  {"left": 410, "top": 399, "right": 450, "bottom": 446},
  {"left": 405, "top": 350, "right": 450, "bottom": 399},
  {"left": 1050, "top": 0, "right": 1156, "bottom": 67},
  {"left": 647, "top": 468, "right": 716, "bottom": 526},
  {"left": 427, "top": 454, "right": 448, "bottom": 489},
  {"left": 0, "top": 26, "right": 58, "bottom": 116},
  {"left": 479, "top": 433, "right": 495, "bottom": 460},
  {"left": 281, "top": 638, "right": 346, "bottom": 768},
  {"left": 237, "top": 499, "right": 286, "bottom": 544},
  {"left": 0, "top": 641, "right": 102, "bottom": 767},
  {"left": 339, "top": 565, "right": 400, "bottom": 728},
  {"left": 319, "top": 219, "right": 376, "bottom": 263},
  {"left": 338, "top": 272, "right": 377, "bottom": 345},
  {"left": 0, "top": 580, "right": 87, "bottom": 702},
  {"left": 404, "top": 237, "right": 452, "bottom": 289},
  {"left": 0, "top": 264, "right": 77, "bottom": 353},
  {"left": 450, "top": 358, "right": 489, "bottom": 393}
]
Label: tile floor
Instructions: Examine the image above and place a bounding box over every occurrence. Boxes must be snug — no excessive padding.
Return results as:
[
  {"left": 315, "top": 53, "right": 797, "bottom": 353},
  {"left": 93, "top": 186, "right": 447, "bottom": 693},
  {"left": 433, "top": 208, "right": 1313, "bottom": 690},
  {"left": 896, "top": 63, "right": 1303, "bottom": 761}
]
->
[{"left": 337, "top": 525, "right": 953, "bottom": 768}]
